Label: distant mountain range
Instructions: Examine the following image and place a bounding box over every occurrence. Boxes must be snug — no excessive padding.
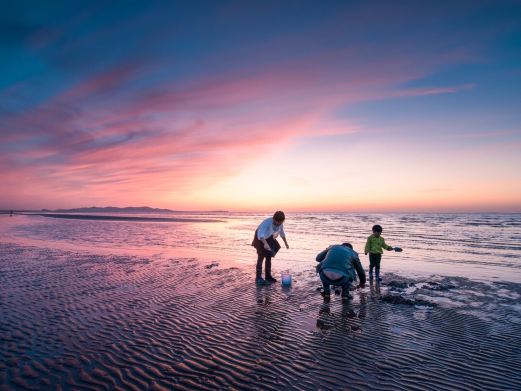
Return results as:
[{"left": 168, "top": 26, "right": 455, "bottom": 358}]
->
[{"left": 41, "top": 207, "right": 228, "bottom": 214}]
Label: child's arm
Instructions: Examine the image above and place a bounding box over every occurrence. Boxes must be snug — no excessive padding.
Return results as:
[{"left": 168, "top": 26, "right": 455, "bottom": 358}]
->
[
  {"left": 364, "top": 237, "right": 371, "bottom": 255},
  {"left": 382, "top": 238, "right": 393, "bottom": 251}
]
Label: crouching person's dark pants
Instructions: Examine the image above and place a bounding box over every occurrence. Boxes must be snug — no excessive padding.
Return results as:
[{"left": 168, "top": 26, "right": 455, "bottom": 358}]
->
[{"left": 319, "top": 270, "right": 352, "bottom": 297}]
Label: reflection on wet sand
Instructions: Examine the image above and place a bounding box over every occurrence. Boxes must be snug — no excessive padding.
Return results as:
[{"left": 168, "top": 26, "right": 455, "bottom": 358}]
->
[{"left": 1, "top": 240, "right": 521, "bottom": 389}]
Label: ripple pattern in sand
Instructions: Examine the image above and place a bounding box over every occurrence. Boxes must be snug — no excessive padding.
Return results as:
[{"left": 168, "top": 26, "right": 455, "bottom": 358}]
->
[{"left": 1, "top": 242, "right": 521, "bottom": 390}]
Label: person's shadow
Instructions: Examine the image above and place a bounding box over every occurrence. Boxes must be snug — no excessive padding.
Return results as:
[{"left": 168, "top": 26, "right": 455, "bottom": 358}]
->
[
  {"left": 358, "top": 289, "right": 367, "bottom": 320},
  {"left": 369, "top": 280, "right": 381, "bottom": 301},
  {"left": 315, "top": 285, "right": 369, "bottom": 333},
  {"left": 253, "top": 286, "right": 286, "bottom": 346},
  {"left": 316, "top": 301, "right": 333, "bottom": 330}
]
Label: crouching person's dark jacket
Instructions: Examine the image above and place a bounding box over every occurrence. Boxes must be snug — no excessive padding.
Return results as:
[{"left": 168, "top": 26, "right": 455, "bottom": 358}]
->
[{"left": 316, "top": 244, "right": 366, "bottom": 284}]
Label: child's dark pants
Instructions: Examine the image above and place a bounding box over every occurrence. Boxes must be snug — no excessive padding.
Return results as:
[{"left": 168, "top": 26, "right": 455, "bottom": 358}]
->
[{"left": 369, "top": 253, "right": 382, "bottom": 279}]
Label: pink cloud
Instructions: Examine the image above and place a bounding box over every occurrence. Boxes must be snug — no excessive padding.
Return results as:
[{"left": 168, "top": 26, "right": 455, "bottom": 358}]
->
[
  {"left": 0, "top": 44, "right": 480, "bottom": 208},
  {"left": 393, "top": 83, "right": 475, "bottom": 98}
]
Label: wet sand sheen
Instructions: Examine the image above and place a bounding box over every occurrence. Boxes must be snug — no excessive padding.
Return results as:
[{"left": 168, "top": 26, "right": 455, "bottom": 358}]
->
[{"left": 1, "top": 242, "right": 520, "bottom": 390}]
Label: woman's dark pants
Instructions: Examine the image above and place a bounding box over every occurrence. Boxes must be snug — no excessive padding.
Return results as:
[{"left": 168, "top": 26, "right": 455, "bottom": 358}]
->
[
  {"left": 256, "top": 251, "right": 272, "bottom": 279},
  {"left": 255, "top": 236, "right": 280, "bottom": 279}
]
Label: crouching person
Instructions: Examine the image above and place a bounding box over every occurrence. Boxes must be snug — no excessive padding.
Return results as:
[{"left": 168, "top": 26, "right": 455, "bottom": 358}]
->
[{"left": 316, "top": 243, "right": 366, "bottom": 302}]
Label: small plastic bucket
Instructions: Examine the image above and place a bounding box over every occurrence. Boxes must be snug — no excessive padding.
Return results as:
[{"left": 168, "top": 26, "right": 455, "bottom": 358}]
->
[{"left": 281, "top": 273, "right": 292, "bottom": 286}]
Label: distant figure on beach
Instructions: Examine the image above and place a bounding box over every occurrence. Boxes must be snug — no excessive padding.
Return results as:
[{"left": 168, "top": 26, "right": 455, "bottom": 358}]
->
[
  {"left": 316, "top": 243, "right": 366, "bottom": 302},
  {"left": 10, "top": 210, "right": 13, "bottom": 216},
  {"left": 364, "top": 224, "right": 394, "bottom": 282},
  {"left": 252, "top": 211, "right": 289, "bottom": 285}
]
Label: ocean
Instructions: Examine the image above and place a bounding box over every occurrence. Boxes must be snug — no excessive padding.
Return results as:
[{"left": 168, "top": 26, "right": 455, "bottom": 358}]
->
[{"left": 3, "top": 212, "right": 520, "bottom": 282}]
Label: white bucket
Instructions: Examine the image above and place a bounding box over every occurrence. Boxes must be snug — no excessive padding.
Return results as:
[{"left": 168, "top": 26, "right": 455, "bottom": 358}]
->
[{"left": 281, "top": 273, "right": 292, "bottom": 286}]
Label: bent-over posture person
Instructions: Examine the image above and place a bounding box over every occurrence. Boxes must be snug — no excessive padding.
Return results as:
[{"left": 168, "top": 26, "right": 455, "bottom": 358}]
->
[
  {"left": 316, "top": 243, "right": 366, "bottom": 301},
  {"left": 251, "top": 211, "right": 289, "bottom": 285}
]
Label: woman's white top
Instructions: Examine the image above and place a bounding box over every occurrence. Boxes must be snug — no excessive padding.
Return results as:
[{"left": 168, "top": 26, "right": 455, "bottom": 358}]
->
[{"left": 256, "top": 217, "right": 286, "bottom": 240}]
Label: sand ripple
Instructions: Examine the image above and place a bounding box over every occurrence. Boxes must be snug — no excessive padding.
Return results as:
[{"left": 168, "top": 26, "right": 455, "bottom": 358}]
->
[{"left": 1, "top": 242, "right": 521, "bottom": 390}]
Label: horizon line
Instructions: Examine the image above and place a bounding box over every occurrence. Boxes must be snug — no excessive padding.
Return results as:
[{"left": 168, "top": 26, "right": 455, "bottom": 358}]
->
[{"left": 2, "top": 207, "right": 520, "bottom": 215}]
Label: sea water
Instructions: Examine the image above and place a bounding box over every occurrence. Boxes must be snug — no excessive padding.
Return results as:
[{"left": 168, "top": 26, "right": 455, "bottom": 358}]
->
[{"left": 2, "top": 212, "right": 520, "bottom": 283}]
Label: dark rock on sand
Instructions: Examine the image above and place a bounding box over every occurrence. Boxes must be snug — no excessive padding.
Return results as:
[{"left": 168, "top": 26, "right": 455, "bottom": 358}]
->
[
  {"left": 205, "top": 262, "right": 219, "bottom": 269},
  {"left": 381, "top": 294, "right": 416, "bottom": 306},
  {"left": 381, "top": 294, "right": 437, "bottom": 307},
  {"left": 344, "top": 309, "right": 357, "bottom": 318},
  {"left": 424, "top": 282, "right": 456, "bottom": 291},
  {"left": 387, "top": 281, "right": 409, "bottom": 289},
  {"left": 414, "top": 298, "right": 437, "bottom": 307},
  {"left": 316, "top": 319, "right": 333, "bottom": 330}
]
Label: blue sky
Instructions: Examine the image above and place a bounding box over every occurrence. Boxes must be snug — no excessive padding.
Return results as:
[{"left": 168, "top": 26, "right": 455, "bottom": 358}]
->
[{"left": 1, "top": 0, "right": 520, "bottom": 211}]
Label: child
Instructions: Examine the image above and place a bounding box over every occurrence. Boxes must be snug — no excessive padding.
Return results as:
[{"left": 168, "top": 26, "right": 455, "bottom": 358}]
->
[
  {"left": 364, "top": 224, "right": 393, "bottom": 282},
  {"left": 251, "top": 211, "right": 289, "bottom": 285}
]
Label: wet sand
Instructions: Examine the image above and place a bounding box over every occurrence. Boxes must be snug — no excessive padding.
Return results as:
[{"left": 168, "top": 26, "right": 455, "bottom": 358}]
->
[{"left": 1, "top": 242, "right": 520, "bottom": 390}]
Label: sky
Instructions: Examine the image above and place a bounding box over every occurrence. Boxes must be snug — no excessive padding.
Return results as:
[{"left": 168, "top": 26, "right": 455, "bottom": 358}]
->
[{"left": 1, "top": 0, "right": 520, "bottom": 212}]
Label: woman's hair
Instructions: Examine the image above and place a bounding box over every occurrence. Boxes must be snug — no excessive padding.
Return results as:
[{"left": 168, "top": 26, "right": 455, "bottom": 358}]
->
[
  {"left": 273, "top": 210, "right": 285, "bottom": 222},
  {"left": 342, "top": 242, "right": 353, "bottom": 249},
  {"left": 372, "top": 224, "right": 383, "bottom": 233}
]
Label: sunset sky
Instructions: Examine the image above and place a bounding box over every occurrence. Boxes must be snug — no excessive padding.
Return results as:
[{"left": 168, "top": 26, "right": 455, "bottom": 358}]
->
[{"left": 1, "top": 1, "right": 520, "bottom": 212}]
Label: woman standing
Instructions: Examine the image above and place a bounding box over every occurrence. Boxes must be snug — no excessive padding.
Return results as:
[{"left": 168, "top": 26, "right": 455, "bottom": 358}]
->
[{"left": 252, "top": 211, "right": 289, "bottom": 285}]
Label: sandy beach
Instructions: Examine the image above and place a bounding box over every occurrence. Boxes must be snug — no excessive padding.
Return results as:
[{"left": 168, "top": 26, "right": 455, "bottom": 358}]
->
[{"left": 1, "top": 213, "right": 521, "bottom": 390}]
